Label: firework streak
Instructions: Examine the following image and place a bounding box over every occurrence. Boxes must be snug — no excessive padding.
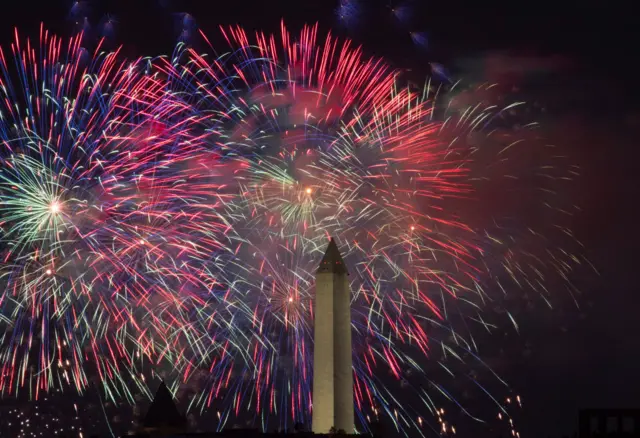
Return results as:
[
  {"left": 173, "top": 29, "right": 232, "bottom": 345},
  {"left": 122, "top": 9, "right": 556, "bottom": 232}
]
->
[{"left": 0, "top": 22, "right": 586, "bottom": 436}]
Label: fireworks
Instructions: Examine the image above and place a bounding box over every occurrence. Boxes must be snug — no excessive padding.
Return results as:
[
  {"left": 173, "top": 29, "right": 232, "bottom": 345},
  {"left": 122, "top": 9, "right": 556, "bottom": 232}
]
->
[
  {"left": 0, "top": 26, "right": 239, "bottom": 404},
  {"left": 144, "top": 23, "right": 585, "bottom": 435},
  {"left": 0, "top": 395, "right": 85, "bottom": 438},
  {"left": 0, "top": 21, "right": 587, "bottom": 437}
]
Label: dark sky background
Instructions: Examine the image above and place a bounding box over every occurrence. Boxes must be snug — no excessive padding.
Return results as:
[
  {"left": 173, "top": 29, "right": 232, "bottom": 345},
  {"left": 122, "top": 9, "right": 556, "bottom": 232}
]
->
[{"left": 1, "top": 1, "right": 638, "bottom": 437}]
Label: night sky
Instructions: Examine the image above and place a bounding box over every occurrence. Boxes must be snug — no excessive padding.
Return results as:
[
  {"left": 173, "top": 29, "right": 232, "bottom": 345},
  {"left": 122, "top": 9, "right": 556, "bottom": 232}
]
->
[{"left": 1, "top": 1, "right": 638, "bottom": 437}]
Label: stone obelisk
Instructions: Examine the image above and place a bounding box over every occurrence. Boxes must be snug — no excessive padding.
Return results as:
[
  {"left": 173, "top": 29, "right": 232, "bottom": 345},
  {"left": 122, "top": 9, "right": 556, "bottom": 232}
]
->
[{"left": 312, "top": 238, "right": 354, "bottom": 433}]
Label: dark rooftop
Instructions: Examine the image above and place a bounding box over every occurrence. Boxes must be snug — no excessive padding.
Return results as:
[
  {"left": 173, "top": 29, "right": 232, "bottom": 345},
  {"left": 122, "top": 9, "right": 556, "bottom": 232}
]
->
[{"left": 142, "top": 381, "right": 187, "bottom": 431}]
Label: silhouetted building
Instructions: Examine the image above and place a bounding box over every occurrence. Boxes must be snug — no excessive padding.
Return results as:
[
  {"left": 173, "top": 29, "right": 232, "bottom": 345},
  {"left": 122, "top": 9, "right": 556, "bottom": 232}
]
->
[
  {"left": 579, "top": 409, "right": 639, "bottom": 437},
  {"left": 124, "top": 428, "right": 361, "bottom": 438},
  {"left": 137, "top": 381, "right": 187, "bottom": 436}
]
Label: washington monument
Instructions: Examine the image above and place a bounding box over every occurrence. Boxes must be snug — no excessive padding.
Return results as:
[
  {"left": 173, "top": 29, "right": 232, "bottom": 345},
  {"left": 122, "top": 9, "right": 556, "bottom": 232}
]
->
[{"left": 312, "top": 238, "right": 354, "bottom": 434}]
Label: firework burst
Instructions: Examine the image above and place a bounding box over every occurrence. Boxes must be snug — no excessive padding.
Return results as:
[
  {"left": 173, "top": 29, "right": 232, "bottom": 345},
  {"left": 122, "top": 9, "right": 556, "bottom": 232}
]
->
[
  {"left": 0, "top": 20, "right": 587, "bottom": 438},
  {"left": 0, "top": 26, "right": 243, "bottom": 403},
  {"left": 142, "top": 22, "right": 588, "bottom": 436}
]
